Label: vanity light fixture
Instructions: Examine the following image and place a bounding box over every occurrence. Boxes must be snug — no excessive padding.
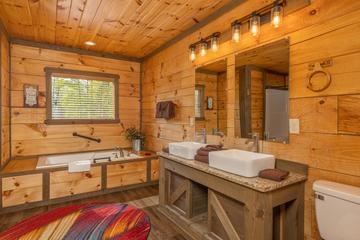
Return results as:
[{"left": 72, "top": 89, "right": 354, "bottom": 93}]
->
[
  {"left": 188, "top": 32, "right": 221, "bottom": 61},
  {"left": 231, "top": 20, "right": 241, "bottom": 43},
  {"left": 250, "top": 13, "right": 261, "bottom": 37},
  {"left": 210, "top": 32, "right": 220, "bottom": 52},
  {"left": 199, "top": 41, "right": 208, "bottom": 57},
  {"left": 271, "top": 0, "right": 283, "bottom": 28},
  {"left": 189, "top": 44, "right": 196, "bottom": 61}
]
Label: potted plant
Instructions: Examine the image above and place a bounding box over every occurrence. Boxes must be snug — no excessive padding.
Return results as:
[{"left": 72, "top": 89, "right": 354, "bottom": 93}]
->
[{"left": 125, "top": 127, "right": 146, "bottom": 151}]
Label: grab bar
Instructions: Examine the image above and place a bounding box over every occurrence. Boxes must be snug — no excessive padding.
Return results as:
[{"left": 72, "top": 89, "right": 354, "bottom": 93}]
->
[{"left": 73, "top": 132, "right": 101, "bottom": 143}]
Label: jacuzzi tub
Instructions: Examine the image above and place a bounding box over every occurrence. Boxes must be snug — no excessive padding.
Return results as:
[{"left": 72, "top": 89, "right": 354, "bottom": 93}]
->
[{"left": 36, "top": 150, "right": 140, "bottom": 169}]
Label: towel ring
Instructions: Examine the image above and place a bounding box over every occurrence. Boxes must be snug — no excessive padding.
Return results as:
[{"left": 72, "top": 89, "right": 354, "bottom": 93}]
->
[{"left": 307, "top": 62, "right": 331, "bottom": 92}]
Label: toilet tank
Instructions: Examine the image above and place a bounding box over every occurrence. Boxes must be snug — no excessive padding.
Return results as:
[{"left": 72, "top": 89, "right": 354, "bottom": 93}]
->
[{"left": 313, "top": 180, "right": 360, "bottom": 240}]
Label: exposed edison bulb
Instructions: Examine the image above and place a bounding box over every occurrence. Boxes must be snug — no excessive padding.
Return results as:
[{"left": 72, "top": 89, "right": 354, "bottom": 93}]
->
[
  {"left": 231, "top": 21, "right": 241, "bottom": 43},
  {"left": 199, "top": 42, "right": 207, "bottom": 57},
  {"left": 271, "top": 4, "right": 283, "bottom": 28},
  {"left": 211, "top": 35, "right": 219, "bottom": 52},
  {"left": 189, "top": 45, "right": 196, "bottom": 61},
  {"left": 250, "top": 14, "right": 260, "bottom": 37}
]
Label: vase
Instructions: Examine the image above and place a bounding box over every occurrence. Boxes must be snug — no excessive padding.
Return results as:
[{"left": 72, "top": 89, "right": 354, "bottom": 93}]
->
[{"left": 132, "top": 139, "right": 141, "bottom": 151}]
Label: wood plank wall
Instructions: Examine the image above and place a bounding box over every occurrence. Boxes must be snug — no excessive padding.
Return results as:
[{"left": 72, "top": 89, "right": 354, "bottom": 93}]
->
[
  {"left": 10, "top": 44, "right": 140, "bottom": 157},
  {"left": 0, "top": 29, "right": 10, "bottom": 167},
  {"left": 142, "top": 0, "right": 360, "bottom": 239}
]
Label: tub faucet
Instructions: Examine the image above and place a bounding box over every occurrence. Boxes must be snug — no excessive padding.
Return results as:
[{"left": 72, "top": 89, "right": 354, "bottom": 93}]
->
[
  {"left": 115, "top": 146, "right": 124, "bottom": 158},
  {"left": 245, "top": 133, "right": 260, "bottom": 153}
]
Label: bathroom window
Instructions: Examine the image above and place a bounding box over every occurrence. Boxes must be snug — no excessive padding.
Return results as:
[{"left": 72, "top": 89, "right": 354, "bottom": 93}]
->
[
  {"left": 45, "top": 67, "right": 119, "bottom": 124},
  {"left": 195, "top": 85, "right": 205, "bottom": 120}
]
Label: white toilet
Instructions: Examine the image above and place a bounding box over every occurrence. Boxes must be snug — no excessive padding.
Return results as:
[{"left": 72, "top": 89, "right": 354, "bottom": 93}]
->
[{"left": 313, "top": 180, "right": 360, "bottom": 240}]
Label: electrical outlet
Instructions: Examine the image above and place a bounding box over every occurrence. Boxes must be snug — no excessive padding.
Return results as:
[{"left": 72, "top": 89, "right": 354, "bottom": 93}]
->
[{"left": 289, "top": 119, "right": 300, "bottom": 134}]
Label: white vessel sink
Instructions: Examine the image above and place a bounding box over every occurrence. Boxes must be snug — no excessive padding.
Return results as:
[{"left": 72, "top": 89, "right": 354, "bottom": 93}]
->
[
  {"left": 169, "top": 142, "right": 206, "bottom": 160},
  {"left": 209, "top": 149, "right": 275, "bottom": 177}
]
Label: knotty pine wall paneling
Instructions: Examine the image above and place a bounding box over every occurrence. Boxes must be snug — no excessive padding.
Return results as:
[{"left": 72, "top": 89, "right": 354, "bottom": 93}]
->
[
  {"left": 10, "top": 44, "right": 140, "bottom": 157},
  {"left": 141, "top": 0, "right": 360, "bottom": 239},
  {"left": 0, "top": 28, "right": 10, "bottom": 167}
]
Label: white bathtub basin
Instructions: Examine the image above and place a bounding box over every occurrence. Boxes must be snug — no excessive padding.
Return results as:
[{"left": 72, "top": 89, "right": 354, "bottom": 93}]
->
[
  {"left": 169, "top": 142, "right": 206, "bottom": 160},
  {"left": 209, "top": 149, "right": 275, "bottom": 177},
  {"left": 36, "top": 150, "right": 140, "bottom": 169}
]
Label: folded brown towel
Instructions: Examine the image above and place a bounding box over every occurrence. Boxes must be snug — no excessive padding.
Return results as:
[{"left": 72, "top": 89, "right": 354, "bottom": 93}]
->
[
  {"left": 194, "top": 155, "right": 209, "bottom": 164},
  {"left": 205, "top": 144, "right": 223, "bottom": 149},
  {"left": 197, "top": 149, "right": 211, "bottom": 156},
  {"left": 197, "top": 144, "right": 224, "bottom": 156},
  {"left": 258, "top": 169, "right": 289, "bottom": 182}
]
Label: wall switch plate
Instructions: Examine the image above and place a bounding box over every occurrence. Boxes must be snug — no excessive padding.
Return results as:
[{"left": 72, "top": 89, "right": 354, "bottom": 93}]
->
[{"left": 289, "top": 119, "right": 300, "bottom": 134}]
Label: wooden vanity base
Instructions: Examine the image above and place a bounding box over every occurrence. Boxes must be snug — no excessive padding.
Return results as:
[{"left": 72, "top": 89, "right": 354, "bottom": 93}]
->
[{"left": 159, "top": 155, "right": 306, "bottom": 240}]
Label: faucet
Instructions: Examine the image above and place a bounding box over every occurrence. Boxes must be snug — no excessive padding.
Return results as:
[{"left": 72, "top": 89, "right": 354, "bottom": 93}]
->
[
  {"left": 245, "top": 133, "right": 260, "bottom": 153},
  {"left": 195, "top": 128, "right": 207, "bottom": 144},
  {"left": 212, "top": 128, "right": 225, "bottom": 137},
  {"left": 114, "top": 146, "right": 125, "bottom": 158}
]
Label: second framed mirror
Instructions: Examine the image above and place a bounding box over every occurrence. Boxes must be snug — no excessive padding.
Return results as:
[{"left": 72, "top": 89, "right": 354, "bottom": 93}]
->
[{"left": 195, "top": 59, "right": 227, "bottom": 137}]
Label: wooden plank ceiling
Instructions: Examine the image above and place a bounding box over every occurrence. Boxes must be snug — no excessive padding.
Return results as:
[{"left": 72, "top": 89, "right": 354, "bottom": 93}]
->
[{"left": 0, "top": 0, "right": 231, "bottom": 58}]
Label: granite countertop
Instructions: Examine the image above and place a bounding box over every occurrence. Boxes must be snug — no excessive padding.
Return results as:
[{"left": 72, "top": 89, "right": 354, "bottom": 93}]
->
[{"left": 159, "top": 152, "right": 307, "bottom": 193}]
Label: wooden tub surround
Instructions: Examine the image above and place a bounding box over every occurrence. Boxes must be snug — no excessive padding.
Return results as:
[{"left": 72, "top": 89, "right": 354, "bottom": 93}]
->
[
  {"left": 158, "top": 152, "right": 307, "bottom": 240},
  {"left": 0, "top": 151, "right": 159, "bottom": 213}
]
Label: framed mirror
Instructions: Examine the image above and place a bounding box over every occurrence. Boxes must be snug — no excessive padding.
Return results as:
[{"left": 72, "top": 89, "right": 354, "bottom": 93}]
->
[
  {"left": 195, "top": 59, "right": 227, "bottom": 137},
  {"left": 235, "top": 39, "right": 290, "bottom": 143}
]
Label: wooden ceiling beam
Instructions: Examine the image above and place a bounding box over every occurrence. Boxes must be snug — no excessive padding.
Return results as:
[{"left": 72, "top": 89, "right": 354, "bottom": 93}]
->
[{"left": 10, "top": 38, "right": 142, "bottom": 62}]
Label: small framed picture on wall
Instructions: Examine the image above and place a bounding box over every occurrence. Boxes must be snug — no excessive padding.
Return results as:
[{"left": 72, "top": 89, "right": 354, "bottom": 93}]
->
[{"left": 24, "top": 84, "right": 39, "bottom": 107}]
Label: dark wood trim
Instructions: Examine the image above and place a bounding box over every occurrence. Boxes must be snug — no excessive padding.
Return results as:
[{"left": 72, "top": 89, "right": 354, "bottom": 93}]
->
[
  {"left": 139, "top": 63, "right": 143, "bottom": 131},
  {"left": 0, "top": 19, "right": 9, "bottom": 40},
  {"left": 42, "top": 172, "right": 50, "bottom": 201},
  {"left": 195, "top": 84, "right": 205, "bottom": 120},
  {"left": 146, "top": 158, "right": 152, "bottom": 182},
  {"left": 44, "top": 119, "right": 121, "bottom": 125},
  {"left": 0, "top": 182, "right": 158, "bottom": 214},
  {"left": 44, "top": 67, "right": 120, "bottom": 80},
  {"left": 11, "top": 38, "right": 142, "bottom": 63},
  {"left": 44, "top": 67, "right": 120, "bottom": 125},
  {"left": 0, "top": 178, "right": 2, "bottom": 208},
  {"left": 101, "top": 164, "right": 107, "bottom": 190},
  {"left": 8, "top": 38, "right": 12, "bottom": 162},
  {"left": 238, "top": 66, "right": 251, "bottom": 138}
]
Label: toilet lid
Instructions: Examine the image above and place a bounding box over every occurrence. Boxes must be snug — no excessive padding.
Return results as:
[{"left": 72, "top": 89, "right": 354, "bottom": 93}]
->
[{"left": 313, "top": 180, "right": 360, "bottom": 204}]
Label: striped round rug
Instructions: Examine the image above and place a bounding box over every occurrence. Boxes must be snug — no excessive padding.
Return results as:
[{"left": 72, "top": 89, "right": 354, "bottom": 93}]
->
[{"left": 0, "top": 203, "right": 151, "bottom": 240}]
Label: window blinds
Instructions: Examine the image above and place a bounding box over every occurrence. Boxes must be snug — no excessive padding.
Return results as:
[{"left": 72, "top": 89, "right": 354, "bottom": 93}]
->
[{"left": 51, "top": 76, "right": 116, "bottom": 120}]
